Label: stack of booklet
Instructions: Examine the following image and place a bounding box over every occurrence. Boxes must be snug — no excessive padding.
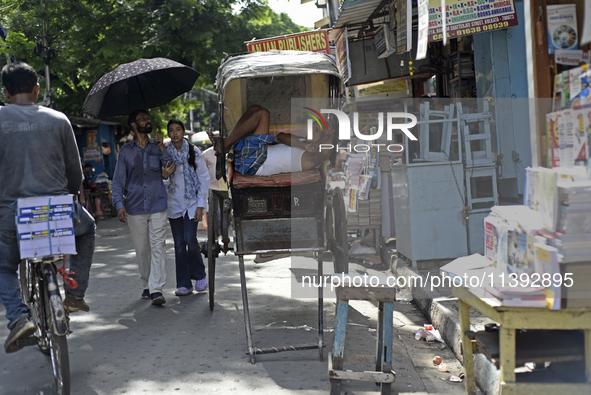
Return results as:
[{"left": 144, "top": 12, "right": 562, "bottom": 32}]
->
[
  {"left": 369, "top": 189, "right": 382, "bottom": 225},
  {"left": 16, "top": 195, "right": 76, "bottom": 258},
  {"left": 485, "top": 282, "right": 547, "bottom": 308},
  {"left": 549, "top": 181, "right": 591, "bottom": 308}
]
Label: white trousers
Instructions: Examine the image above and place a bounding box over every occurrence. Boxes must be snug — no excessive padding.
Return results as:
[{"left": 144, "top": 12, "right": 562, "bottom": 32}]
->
[{"left": 127, "top": 210, "right": 168, "bottom": 294}]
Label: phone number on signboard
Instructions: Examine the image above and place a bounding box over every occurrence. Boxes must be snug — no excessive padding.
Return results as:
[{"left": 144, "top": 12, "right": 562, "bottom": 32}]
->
[{"left": 431, "top": 21, "right": 511, "bottom": 40}]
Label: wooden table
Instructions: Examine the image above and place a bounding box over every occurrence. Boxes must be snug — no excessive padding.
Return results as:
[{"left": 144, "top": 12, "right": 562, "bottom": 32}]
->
[{"left": 453, "top": 286, "right": 591, "bottom": 395}]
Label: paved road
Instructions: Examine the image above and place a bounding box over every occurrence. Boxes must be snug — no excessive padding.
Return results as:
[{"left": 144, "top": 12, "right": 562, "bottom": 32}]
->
[{"left": 0, "top": 217, "right": 469, "bottom": 394}]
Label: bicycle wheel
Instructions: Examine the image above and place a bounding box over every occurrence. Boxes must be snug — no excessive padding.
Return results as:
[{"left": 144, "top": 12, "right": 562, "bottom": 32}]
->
[
  {"left": 19, "top": 259, "right": 33, "bottom": 304},
  {"left": 43, "top": 266, "right": 71, "bottom": 395},
  {"left": 20, "top": 260, "right": 51, "bottom": 354},
  {"left": 330, "top": 188, "right": 349, "bottom": 274}
]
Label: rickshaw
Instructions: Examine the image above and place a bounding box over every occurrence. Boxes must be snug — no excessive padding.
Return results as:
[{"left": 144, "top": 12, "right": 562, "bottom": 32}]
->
[{"left": 207, "top": 50, "right": 349, "bottom": 363}]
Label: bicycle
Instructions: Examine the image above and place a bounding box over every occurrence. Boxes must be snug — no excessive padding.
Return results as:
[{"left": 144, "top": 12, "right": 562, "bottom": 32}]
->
[{"left": 18, "top": 254, "right": 75, "bottom": 395}]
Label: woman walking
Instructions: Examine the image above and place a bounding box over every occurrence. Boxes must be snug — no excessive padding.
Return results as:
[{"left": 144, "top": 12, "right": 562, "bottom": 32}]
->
[{"left": 162, "top": 120, "right": 210, "bottom": 296}]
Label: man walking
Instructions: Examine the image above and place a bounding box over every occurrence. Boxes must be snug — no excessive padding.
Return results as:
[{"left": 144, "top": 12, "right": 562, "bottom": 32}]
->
[
  {"left": 112, "top": 110, "right": 171, "bottom": 305},
  {"left": 0, "top": 61, "right": 95, "bottom": 353}
]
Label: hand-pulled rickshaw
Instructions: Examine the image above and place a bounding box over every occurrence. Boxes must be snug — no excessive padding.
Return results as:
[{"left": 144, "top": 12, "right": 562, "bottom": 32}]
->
[{"left": 208, "top": 50, "right": 349, "bottom": 363}]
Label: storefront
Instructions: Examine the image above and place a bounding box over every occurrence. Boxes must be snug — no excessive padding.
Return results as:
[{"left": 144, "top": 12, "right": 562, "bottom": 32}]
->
[
  {"left": 328, "top": 0, "right": 536, "bottom": 265},
  {"left": 69, "top": 117, "right": 119, "bottom": 179}
]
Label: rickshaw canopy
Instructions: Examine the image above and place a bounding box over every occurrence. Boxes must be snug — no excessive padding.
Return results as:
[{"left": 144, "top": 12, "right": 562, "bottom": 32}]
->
[{"left": 215, "top": 50, "right": 343, "bottom": 95}]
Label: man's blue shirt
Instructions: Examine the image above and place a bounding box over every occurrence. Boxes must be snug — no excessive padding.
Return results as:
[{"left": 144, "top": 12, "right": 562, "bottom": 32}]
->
[{"left": 112, "top": 138, "right": 171, "bottom": 215}]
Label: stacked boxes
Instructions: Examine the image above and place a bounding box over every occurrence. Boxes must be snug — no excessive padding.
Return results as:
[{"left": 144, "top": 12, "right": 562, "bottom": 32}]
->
[{"left": 16, "top": 195, "right": 76, "bottom": 258}]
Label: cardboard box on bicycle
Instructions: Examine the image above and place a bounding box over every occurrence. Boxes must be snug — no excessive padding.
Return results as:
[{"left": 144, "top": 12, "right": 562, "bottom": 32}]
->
[
  {"left": 15, "top": 195, "right": 75, "bottom": 258},
  {"left": 17, "top": 219, "right": 75, "bottom": 258},
  {"left": 16, "top": 195, "right": 74, "bottom": 221}
]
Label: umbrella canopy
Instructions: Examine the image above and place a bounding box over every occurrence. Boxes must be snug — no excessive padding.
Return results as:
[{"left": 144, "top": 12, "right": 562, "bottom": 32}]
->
[
  {"left": 82, "top": 58, "right": 200, "bottom": 118},
  {"left": 191, "top": 131, "right": 211, "bottom": 144}
]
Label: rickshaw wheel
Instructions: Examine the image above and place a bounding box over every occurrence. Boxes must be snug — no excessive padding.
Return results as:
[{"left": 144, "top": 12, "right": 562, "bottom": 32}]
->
[
  {"left": 330, "top": 188, "right": 349, "bottom": 273},
  {"left": 208, "top": 190, "right": 217, "bottom": 311}
]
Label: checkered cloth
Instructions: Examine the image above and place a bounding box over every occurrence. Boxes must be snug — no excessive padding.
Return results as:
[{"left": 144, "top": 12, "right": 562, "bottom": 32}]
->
[{"left": 234, "top": 135, "right": 277, "bottom": 175}]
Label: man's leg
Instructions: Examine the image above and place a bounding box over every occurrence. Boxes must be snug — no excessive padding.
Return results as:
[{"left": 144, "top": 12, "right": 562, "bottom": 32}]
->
[
  {"left": 127, "top": 214, "right": 152, "bottom": 292},
  {"left": 147, "top": 211, "right": 168, "bottom": 294},
  {"left": 211, "top": 105, "right": 271, "bottom": 153},
  {"left": 0, "top": 229, "right": 36, "bottom": 353},
  {"left": 66, "top": 202, "right": 96, "bottom": 300},
  {"left": 0, "top": 230, "right": 30, "bottom": 328}
]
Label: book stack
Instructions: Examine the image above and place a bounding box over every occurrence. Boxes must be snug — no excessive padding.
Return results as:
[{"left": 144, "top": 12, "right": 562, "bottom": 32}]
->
[
  {"left": 16, "top": 195, "right": 76, "bottom": 258},
  {"left": 357, "top": 199, "right": 370, "bottom": 226},
  {"left": 544, "top": 181, "right": 591, "bottom": 308},
  {"left": 451, "top": 55, "right": 473, "bottom": 79},
  {"left": 556, "top": 181, "right": 591, "bottom": 235},
  {"left": 523, "top": 166, "right": 587, "bottom": 232},
  {"left": 485, "top": 281, "right": 547, "bottom": 308},
  {"left": 344, "top": 146, "right": 385, "bottom": 228},
  {"left": 524, "top": 169, "right": 591, "bottom": 308},
  {"left": 369, "top": 189, "right": 382, "bottom": 225},
  {"left": 561, "top": 261, "right": 591, "bottom": 308},
  {"left": 545, "top": 181, "right": 591, "bottom": 261}
]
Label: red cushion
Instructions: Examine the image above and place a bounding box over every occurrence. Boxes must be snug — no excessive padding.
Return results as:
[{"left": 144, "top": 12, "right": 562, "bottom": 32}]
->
[{"left": 232, "top": 169, "right": 322, "bottom": 188}]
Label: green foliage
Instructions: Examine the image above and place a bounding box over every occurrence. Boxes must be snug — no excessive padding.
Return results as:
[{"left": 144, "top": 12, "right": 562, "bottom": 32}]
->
[{"left": 0, "top": 0, "right": 307, "bottom": 128}]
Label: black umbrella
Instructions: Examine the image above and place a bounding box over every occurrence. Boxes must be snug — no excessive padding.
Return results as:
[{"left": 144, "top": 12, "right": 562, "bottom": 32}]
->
[{"left": 82, "top": 58, "right": 200, "bottom": 118}]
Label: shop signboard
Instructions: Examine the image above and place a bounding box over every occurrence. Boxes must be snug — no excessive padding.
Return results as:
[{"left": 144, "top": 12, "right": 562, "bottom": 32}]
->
[
  {"left": 357, "top": 80, "right": 408, "bottom": 98},
  {"left": 427, "top": 0, "right": 519, "bottom": 42},
  {"left": 246, "top": 30, "right": 330, "bottom": 54},
  {"left": 83, "top": 146, "right": 102, "bottom": 162},
  {"left": 335, "top": 28, "right": 351, "bottom": 84}
]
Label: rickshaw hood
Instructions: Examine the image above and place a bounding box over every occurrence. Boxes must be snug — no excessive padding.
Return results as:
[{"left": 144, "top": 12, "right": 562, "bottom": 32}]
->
[{"left": 215, "top": 50, "right": 343, "bottom": 95}]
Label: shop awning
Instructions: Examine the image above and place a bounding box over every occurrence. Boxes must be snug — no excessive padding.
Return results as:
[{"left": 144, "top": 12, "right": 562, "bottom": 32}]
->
[
  {"left": 329, "top": 0, "right": 388, "bottom": 42},
  {"left": 68, "top": 116, "right": 121, "bottom": 128}
]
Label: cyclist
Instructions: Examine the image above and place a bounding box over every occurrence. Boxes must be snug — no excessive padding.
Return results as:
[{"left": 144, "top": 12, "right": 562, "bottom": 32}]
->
[{"left": 0, "top": 61, "right": 96, "bottom": 354}]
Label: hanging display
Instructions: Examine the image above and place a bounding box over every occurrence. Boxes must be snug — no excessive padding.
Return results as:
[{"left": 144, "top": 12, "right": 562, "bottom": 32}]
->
[
  {"left": 335, "top": 28, "right": 352, "bottom": 84},
  {"left": 396, "top": 0, "right": 412, "bottom": 53},
  {"left": 547, "top": 4, "right": 578, "bottom": 54},
  {"left": 417, "top": 0, "right": 430, "bottom": 60}
]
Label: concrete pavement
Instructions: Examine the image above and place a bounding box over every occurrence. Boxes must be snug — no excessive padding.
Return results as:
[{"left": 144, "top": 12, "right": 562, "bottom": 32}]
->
[{"left": 1, "top": 217, "right": 470, "bottom": 394}]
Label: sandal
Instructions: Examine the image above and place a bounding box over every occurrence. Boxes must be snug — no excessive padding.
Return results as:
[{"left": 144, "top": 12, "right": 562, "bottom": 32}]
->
[{"left": 174, "top": 287, "right": 194, "bottom": 296}]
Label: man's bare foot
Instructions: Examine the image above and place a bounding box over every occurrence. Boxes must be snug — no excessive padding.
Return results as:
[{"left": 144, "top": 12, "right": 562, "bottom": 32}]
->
[{"left": 206, "top": 129, "right": 224, "bottom": 154}]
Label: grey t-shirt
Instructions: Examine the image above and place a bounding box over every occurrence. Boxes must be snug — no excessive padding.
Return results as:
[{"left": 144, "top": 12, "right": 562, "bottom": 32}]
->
[{"left": 0, "top": 104, "right": 82, "bottom": 230}]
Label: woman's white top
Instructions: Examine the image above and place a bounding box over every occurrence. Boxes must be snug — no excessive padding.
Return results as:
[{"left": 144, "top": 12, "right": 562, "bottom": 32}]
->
[{"left": 165, "top": 147, "right": 210, "bottom": 220}]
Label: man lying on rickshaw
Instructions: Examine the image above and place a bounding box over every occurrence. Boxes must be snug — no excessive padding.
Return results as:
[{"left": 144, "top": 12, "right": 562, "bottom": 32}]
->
[{"left": 208, "top": 105, "right": 333, "bottom": 177}]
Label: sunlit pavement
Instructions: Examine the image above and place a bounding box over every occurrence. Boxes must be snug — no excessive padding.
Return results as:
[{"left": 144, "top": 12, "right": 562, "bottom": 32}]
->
[{"left": 0, "top": 217, "right": 472, "bottom": 394}]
